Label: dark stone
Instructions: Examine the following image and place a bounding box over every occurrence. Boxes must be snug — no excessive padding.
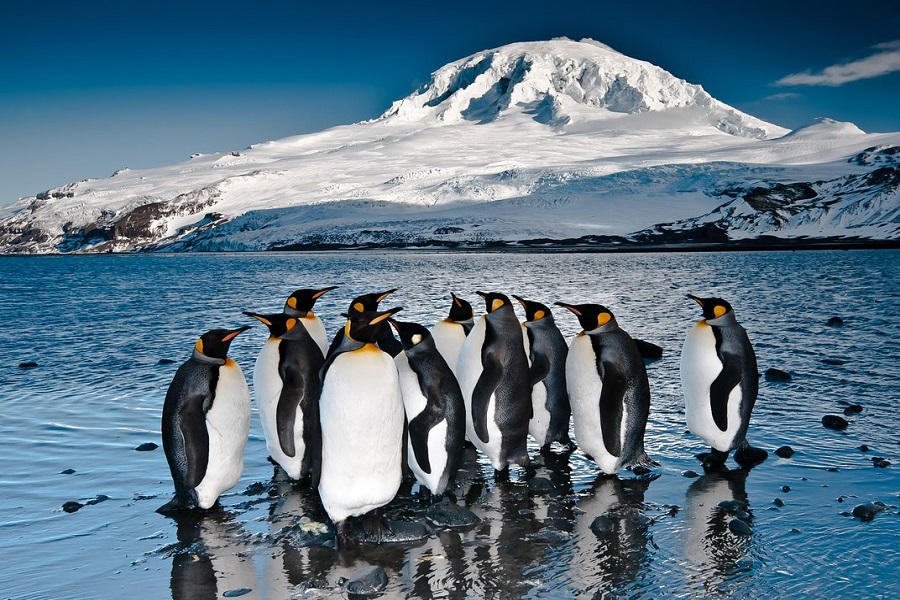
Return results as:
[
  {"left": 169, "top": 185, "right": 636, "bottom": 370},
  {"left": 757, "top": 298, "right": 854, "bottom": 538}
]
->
[
  {"left": 718, "top": 500, "right": 748, "bottom": 514},
  {"left": 60, "top": 469, "right": 75, "bottom": 475},
  {"left": 859, "top": 444, "right": 869, "bottom": 452},
  {"left": 822, "top": 415, "right": 849, "bottom": 430},
  {"left": 874, "top": 459, "right": 891, "bottom": 468},
  {"left": 774, "top": 446, "right": 795, "bottom": 458},
  {"left": 773, "top": 498, "right": 785, "bottom": 507},
  {"left": 827, "top": 316, "right": 844, "bottom": 326},
  {"left": 682, "top": 470, "right": 700, "bottom": 478},
  {"left": 790, "top": 528, "right": 801, "bottom": 534},
  {"left": 243, "top": 482, "right": 267, "bottom": 496},
  {"left": 353, "top": 520, "right": 428, "bottom": 544},
  {"left": 827, "top": 467, "right": 839, "bottom": 472},
  {"left": 590, "top": 515, "right": 615, "bottom": 535},
  {"left": 734, "top": 444, "right": 768, "bottom": 468},
  {"left": 631, "top": 465, "right": 653, "bottom": 475},
  {"left": 634, "top": 338, "right": 663, "bottom": 360},
  {"left": 85, "top": 495, "right": 109, "bottom": 506},
  {"left": 157, "top": 358, "right": 176, "bottom": 365},
  {"left": 62, "top": 501, "right": 83, "bottom": 513},
  {"left": 135, "top": 442, "right": 158, "bottom": 452},
  {"left": 728, "top": 518, "right": 752, "bottom": 536},
  {"left": 851, "top": 502, "right": 884, "bottom": 522},
  {"left": 781, "top": 485, "right": 791, "bottom": 493},
  {"left": 843, "top": 404, "right": 863, "bottom": 415},
  {"left": 821, "top": 358, "right": 846, "bottom": 365},
  {"left": 345, "top": 566, "right": 388, "bottom": 596},
  {"left": 18, "top": 362, "right": 38, "bottom": 369},
  {"left": 222, "top": 589, "right": 253, "bottom": 598},
  {"left": 764, "top": 368, "right": 792, "bottom": 382},
  {"left": 424, "top": 502, "right": 481, "bottom": 529},
  {"left": 527, "top": 477, "right": 555, "bottom": 494}
]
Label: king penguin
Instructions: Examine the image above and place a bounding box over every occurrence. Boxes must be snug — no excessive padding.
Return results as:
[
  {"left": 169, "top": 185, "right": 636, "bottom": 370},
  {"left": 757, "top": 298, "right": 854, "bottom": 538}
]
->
[
  {"left": 325, "top": 289, "right": 403, "bottom": 358},
  {"left": 512, "top": 295, "right": 574, "bottom": 453},
  {"left": 390, "top": 318, "right": 466, "bottom": 499},
  {"left": 431, "top": 292, "right": 474, "bottom": 378},
  {"left": 160, "top": 326, "right": 252, "bottom": 512},
  {"left": 243, "top": 311, "right": 324, "bottom": 482},
  {"left": 318, "top": 306, "right": 406, "bottom": 545},
  {"left": 680, "top": 294, "right": 767, "bottom": 468},
  {"left": 456, "top": 291, "right": 532, "bottom": 475},
  {"left": 282, "top": 286, "right": 337, "bottom": 358},
  {"left": 556, "top": 302, "right": 652, "bottom": 475}
]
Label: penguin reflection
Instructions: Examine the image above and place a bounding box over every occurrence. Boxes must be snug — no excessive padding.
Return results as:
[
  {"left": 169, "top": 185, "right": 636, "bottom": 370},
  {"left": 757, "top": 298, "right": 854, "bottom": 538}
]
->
[
  {"left": 573, "top": 474, "right": 656, "bottom": 595},
  {"left": 167, "top": 510, "right": 259, "bottom": 600},
  {"left": 681, "top": 467, "right": 753, "bottom": 590}
]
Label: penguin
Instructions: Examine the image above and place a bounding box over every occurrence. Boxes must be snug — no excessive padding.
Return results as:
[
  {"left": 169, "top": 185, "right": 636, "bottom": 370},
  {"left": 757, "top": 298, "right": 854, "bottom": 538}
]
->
[
  {"left": 325, "top": 289, "right": 403, "bottom": 358},
  {"left": 680, "top": 294, "right": 767, "bottom": 468},
  {"left": 282, "top": 286, "right": 337, "bottom": 357},
  {"left": 159, "top": 326, "right": 252, "bottom": 512},
  {"left": 555, "top": 303, "right": 652, "bottom": 475},
  {"left": 456, "top": 291, "right": 532, "bottom": 475},
  {"left": 512, "top": 295, "right": 574, "bottom": 453},
  {"left": 243, "top": 311, "right": 324, "bottom": 482},
  {"left": 317, "top": 306, "right": 406, "bottom": 546},
  {"left": 431, "top": 292, "right": 474, "bottom": 378},
  {"left": 390, "top": 318, "right": 466, "bottom": 499}
]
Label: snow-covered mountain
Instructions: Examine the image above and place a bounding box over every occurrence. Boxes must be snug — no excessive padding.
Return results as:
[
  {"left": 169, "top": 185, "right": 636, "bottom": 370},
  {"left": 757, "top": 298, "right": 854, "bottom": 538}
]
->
[{"left": 2, "top": 38, "right": 898, "bottom": 253}]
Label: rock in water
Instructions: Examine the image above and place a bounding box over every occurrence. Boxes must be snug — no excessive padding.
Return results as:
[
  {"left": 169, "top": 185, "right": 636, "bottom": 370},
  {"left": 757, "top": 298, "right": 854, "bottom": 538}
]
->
[
  {"left": 728, "top": 518, "right": 752, "bottom": 536},
  {"left": 345, "top": 566, "right": 389, "bottom": 596},
  {"left": 19, "top": 361, "right": 38, "bottom": 369},
  {"left": 843, "top": 404, "right": 863, "bottom": 415},
  {"left": 822, "top": 415, "right": 849, "bottom": 430},
  {"left": 821, "top": 358, "right": 846, "bottom": 366},
  {"left": 774, "top": 446, "right": 795, "bottom": 458},
  {"left": 62, "top": 501, "right": 83, "bottom": 513},
  {"left": 590, "top": 515, "right": 615, "bottom": 535},
  {"left": 423, "top": 502, "right": 481, "bottom": 529},
  {"left": 135, "top": 442, "right": 158, "bottom": 451},
  {"left": 851, "top": 502, "right": 885, "bottom": 522},
  {"left": 827, "top": 317, "right": 844, "bottom": 326},
  {"left": 764, "top": 368, "right": 792, "bottom": 382}
]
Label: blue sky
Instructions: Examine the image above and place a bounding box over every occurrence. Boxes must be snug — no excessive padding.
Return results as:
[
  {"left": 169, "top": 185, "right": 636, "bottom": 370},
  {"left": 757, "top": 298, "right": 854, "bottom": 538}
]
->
[{"left": 2, "top": 0, "right": 898, "bottom": 206}]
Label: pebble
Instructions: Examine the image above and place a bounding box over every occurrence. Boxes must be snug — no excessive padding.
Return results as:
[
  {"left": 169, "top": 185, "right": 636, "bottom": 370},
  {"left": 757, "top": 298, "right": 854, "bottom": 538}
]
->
[
  {"left": 19, "top": 361, "right": 39, "bottom": 369},
  {"left": 682, "top": 470, "right": 700, "bottom": 478},
  {"left": 782, "top": 485, "right": 791, "bottom": 493},
  {"left": 134, "top": 442, "right": 158, "bottom": 452},
  {"left": 60, "top": 469, "right": 76, "bottom": 475},
  {"left": 859, "top": 444, "right": 869, "bottom": 452},
  {"left": 851, "top": 502, "right": 885, "bottom": 522},
  {"left": 62, "top": 501, "right": 83, "bottom": 513},
  {"left": 590, "top": 515, "right": 615, "bottom": 535},
  {"left": 873, "top": 458, "right": 891, "bottom": 468},
  {"left": 822, "top": 415, "right": 849, "bottom": 430},
  {"left": 826, "top": 316, "right": 844, "bottom": 326},
  {"left": 773, "top": 498, "right": 785, "bottom": 507},
  {"left": 821, "top": 358, "right": 846, "bottom": 365},
  {"left": 843, "top": 404, "right": 864, "bottom": 415},
  {"left": 718, "top": 500, "right": 748, "bottom": 514},
  {"left": 157, "top": 358, "right": 176, "bottom": 365},
  {"left": 728, "top": 518, "right": 752, "bottom": 536},
  {"left": 345, "top": 566, "right": 388, "bottom": 596},
  {"left": 631, "top": 465, "right": 652, "bottom": 476},
  {"left": 827, "top": 467, "right": 839, "bottom": 472},
  {"left": 222, "top": 589, "right": 252, "bottom": 598},
  {"left": 774, "top": 446, "right": 795, "bottom": 458},
  {"left": 527, "top": 477, "right": 555, "bottom": 494},
  {"left": 764, "top": 368, "right": 792, "bottom": 382}
]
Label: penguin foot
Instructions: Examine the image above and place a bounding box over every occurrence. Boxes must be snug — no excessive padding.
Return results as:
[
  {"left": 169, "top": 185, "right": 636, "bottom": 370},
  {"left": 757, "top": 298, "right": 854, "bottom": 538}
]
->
[
  {"left": 156, "top": 492, "right": 200, "bottom": 515},
  {"left": 335, "top": 521, "right": 355, "bottom": 550},
  {"left": 734, "top": 442, "right": 769, "bottom": 470},
  {"left": 697, "top": 448, "right": 730, "bottom": 471},
  {"left": 493, "top": 467, "right": 511, "bottom": 482}
]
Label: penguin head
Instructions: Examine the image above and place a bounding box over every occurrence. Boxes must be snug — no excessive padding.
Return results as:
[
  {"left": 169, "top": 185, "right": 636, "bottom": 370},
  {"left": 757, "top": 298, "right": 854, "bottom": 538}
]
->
[
  {"left": 512, "top": 295, "right": 553, "bottom": 323},
  {"left": 446, "top": 292, "right": 474, "bottom": 323},
  {"left": 475, "top": 291, "right": 513, "bottom": 314},
  {"left": 687, "top": 294, "right": 736, "bottom": 325},
  {"left": 348, "top": 289, "right": 398, "bottom": 314},
  {"left": 389, "top": 319, "right": 431, "bottom": 351},
  {"left": 555, "top": 302, "right": 618, "bottom": 334},
  {"left": 344, "top": 306, "right": 403, "bottom": 344},
  {"left": 193, "top": 326, "right": 251, "bottom": 360},
  {"left": 243, "top": 311, "right": 301, "bottom": 339},
  {"left": 283, "top": 286, "right": 337, "bottom": 317}
]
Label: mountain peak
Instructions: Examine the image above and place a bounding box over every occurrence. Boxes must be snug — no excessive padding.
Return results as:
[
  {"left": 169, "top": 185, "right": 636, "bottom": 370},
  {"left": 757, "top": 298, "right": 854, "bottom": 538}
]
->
[{"left": 380, "top": 38, "right": 784, "bottom": 139}]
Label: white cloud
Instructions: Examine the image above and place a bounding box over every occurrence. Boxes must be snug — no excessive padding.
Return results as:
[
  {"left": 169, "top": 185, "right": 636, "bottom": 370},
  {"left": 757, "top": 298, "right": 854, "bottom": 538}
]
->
[
  {"left": 763, "top": 92, "right": 801, "bottom": 101},
  {"left": 775, "top": 40, "right": 900, "bottom": 87}
]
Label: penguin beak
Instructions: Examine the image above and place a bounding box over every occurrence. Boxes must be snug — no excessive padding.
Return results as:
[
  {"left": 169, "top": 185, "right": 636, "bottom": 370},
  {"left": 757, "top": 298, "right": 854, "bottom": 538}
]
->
[
  {"left": 512, "top": 294, "right": 526, "bottom": 307},
  {"left": 554, "top": 302, "right": 581, "bottom": 316},
  {"left": 475, "top": 291, "right": 487, "bottom": 299},
  {"left": 243, "top": 311, "right": 272, "bottom": 326},
  {"left": 313, "top": 286, "right": 338, "bottom": 299},
  {"left": 223, "top": 325, "right": 252, "bottom": 342},
  {"left": 686, "top": 294, "right": 704, "bottom": 307},
  {"left": 377, "top": 288, "right": 398, "bottom": 302}
]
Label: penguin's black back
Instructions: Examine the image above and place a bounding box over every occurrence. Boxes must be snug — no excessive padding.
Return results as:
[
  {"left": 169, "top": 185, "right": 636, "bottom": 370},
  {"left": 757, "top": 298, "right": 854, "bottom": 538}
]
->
[
  {"left": 525, "top": 316, "right": 571, "bottom": 445},
  {"left": 276, "top": 326, "right": 325, "bottom": 477},
  {"left": 710, "top": 321, "right": 758, "bottom": 443}
]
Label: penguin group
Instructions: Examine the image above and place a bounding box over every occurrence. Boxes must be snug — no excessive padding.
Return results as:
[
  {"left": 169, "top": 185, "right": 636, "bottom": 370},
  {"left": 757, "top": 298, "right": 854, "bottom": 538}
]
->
[{"left": 160, "top": 286, "right": 768, "bottom": 545}]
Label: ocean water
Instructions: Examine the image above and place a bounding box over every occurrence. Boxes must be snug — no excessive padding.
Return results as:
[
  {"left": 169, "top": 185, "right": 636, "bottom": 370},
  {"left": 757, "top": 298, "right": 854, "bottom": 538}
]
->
[{"left": 0, "top": 250, "right": 898, "bottom": 599}]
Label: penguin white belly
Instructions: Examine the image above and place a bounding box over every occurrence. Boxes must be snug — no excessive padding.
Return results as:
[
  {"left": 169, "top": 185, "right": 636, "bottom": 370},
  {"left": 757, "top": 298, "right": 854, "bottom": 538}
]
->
[
  {"left": 302, "top": 315, "right": 328, "bottom": 358},
  {"left": 253, "top": 341, "right": 292, "bottom": 475},
  {"left": 408, "top": 419, "right": 450, "bottom": 494},
  {"left": 432, "top": 321, "right": 465, "bottom": 377},
  {"left": 194, "top": 360, "right": 250, "bottom": 509},
  {"left": 319, "top": 347, "right": 403, "bottom": 523},
  {"left": 395, "top": 352, "right": 427, "bottom": 420},
  {"left": 529, "top": 381, "right": 551, "bottom": 447},
  {"left": 566, "top": 335, "right": 621, "bottom": 474},
  {"left": 681, "top": 323, "right": 743, "bottom": 451}
]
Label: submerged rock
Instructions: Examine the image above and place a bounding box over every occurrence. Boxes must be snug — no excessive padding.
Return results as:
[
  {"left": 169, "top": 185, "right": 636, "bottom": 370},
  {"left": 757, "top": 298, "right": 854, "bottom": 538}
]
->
[
  {"left": 19, "top": 361, "right": 39, "bottom": 369},
  {"left": 60, "top": 468, "right": 76, "bottom": 475},
  {"left": 527, "top": 476, "right": 555, "bottom": 494},
  {"left": 345, "top": 566, "right": 388, "bottom": 596},
  {"left": 157, "top": 358, "right": 176, "bottom": 365},
  {"left": 821, "top": 358, "right": 846, "bottom": 365},
  {"left": 859, "top": 444, "right": 870, "bottom": 452},
  {"left": 851, "top": 502, "right": 885, "bottom": 522},
  {"left": 827, "top": 316, "right": 844, "bottom": 326},
  {"left": 62, "top": 501, "right": 83, "bottom": 513},
  {"left": 775, "top": 446, "right": 795, "bottom": 458},
  {"left": 135, "top": 442, "right": 158, "bottom": 451},
  {"left": 764, "top": 368, "right": 792, "bottom": 382},
  {"left": 351, "top": 520, "right": 428, "bottom": 544},
  {"left": 222, "top": 589, "right": 253, "bottom": 598},
  {"left": 590, "top": 515, "right": 615, "bottom": 535},
  {"left": 682, "top": 470, "right": 700, "bottom": 478},
  {"left": 423, "top": 502, "right": 481, "bottom": 529},
  {"left": 822, "top": 415, "right": 849, "bottom": 430},
  {"left": 843, "top": 404, "right": 864, "bottom": 415},
  {"left": 773, "top": 498, "right": 785, "bottom": 507},
  {"left": 728, "top": 518, "right": 752, "bottom": 536}
]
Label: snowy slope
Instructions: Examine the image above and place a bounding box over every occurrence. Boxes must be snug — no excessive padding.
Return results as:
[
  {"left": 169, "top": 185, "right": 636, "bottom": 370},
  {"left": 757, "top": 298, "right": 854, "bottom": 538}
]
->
[{"left": 1, "top": 38, "right": 898, "bottom": 253}]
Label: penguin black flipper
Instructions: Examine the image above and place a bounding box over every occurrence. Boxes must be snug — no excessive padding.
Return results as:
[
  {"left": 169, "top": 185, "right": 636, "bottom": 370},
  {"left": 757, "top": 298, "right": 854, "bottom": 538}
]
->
[
  {"left": 275, "top": 338, "right": 322, "bottom": 458},
  {"left": 472, "top": 346, "right": 504, "bottom": 445},
  {"left": 598, "top": 358, "right": 627, "bottom": 458},
  {"left": 709, "top": 351, "right": 743, "bottom": 432},
  {"left": 178, "top": 397, "right": 210, "bottom": 489},
  {"left": 528, "top": 343, "right": 552, "bottom": 388},
  {"left": 408, "top": 403, "right": 443, "bottom": 475},
  {"left": 275, "top": 380, "right": 300, "bottom": 458}
]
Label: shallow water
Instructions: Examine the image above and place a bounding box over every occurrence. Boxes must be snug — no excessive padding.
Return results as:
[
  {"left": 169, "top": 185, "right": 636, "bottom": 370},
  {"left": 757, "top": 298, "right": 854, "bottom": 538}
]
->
[{"left": 0, "top": 250, "right": 898, "bottom": 599}]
